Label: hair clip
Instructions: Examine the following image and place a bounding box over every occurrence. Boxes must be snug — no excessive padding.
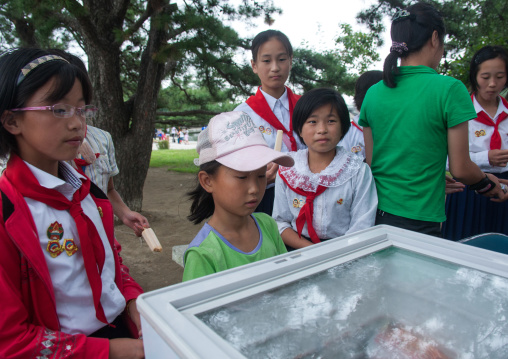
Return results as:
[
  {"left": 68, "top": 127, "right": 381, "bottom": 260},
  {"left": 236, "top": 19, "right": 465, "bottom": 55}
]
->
[
  {"left": 17, "top": 55, "right": 69, "bottom": 86},
  {"left": 392, "top": 9, "right": 415, "bottom": 22},
  {"left": 390, "top": 41, "right": 409, "bottom": 55}
]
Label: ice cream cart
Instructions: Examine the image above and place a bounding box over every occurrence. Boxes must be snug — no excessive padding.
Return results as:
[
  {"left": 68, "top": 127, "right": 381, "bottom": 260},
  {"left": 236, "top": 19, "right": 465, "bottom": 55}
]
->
[{"left": 137, "top": 225, "right": 508, "bottom": 358}]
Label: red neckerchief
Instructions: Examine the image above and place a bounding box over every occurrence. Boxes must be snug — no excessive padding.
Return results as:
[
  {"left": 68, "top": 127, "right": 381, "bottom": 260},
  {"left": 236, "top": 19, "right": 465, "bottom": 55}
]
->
[
  {"left": 5, "top": 153, "right": 110, "bottom": 325},
  {"left": 279, "top": 168, "right": 327, "bottom": 243},
  {"left": 472, "top": 94, "right": 508, "bottom": 150},
  {"left": 352, "top": 121, "right": 363, "bottom": 132},
  {"left": 246, "top": 86, "right": 301, "bottom": 151}
]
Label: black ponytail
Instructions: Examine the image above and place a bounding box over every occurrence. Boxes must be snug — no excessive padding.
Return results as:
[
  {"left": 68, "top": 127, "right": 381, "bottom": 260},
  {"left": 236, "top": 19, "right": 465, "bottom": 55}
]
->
[
  {"left": 383, "top": 3, "right": 445, "bottom": 88},
  {"left": 187, "top": 161, "right": 222, "bottom": 225}
]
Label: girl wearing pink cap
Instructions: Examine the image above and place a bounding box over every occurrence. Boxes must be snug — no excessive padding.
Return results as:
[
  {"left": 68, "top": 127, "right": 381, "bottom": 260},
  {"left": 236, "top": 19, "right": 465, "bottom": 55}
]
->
[{"left": 183, "top": 111, "right": 294, "bottom": 281}]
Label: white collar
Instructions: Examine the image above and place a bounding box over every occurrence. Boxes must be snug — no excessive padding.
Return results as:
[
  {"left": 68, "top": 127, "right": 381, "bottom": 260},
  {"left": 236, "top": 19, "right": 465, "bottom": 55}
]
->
[
  {"left": 473, "top": 95, "right": 508, "bottom": 119},
  {"left": 24, "top": 161, "right": 85, "bottom": 199},
  {"left": 260, "top": 87, "right": 289, "bottom": 112},
  {"left": 279, "top": 147, "right": 363, "bottom": 191}
]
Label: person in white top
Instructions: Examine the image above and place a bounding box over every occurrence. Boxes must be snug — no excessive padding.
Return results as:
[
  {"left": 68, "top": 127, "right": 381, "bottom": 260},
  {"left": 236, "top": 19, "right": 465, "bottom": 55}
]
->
[
  {"left": 235, "top": 30, "right": 306, "bottom": 215},
  {"left": 339, "top": 70, "right": 382, "bottom": 158},
  {"left": 0, "top": 48, "right": 144, "bottom": 358},
  {"left": 443, "top": 45, "right": 508, "bottom": 240},
  {"left": 273, "top": 88, "right": 377, "bottom": 251}
]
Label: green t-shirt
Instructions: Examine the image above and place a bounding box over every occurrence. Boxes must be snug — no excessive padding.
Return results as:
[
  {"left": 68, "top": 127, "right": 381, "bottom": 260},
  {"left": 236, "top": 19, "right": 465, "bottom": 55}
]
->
[
  {"left": 359, "top": 66, "right": 476, "bottom": 222},
  {"left": 182, "top": 213, "right": 287, "bottom": 281}
]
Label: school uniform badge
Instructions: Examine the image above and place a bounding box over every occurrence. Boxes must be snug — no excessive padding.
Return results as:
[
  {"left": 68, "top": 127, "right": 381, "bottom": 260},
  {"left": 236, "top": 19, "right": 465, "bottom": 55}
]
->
[
  {"left": 475, "top": 130, "right": 486, "bottom": 137},
  {"left": 337, "top": 198, "right": 344, "bottom": 205},
  {"left": 46, "top": 221, "right": 78, "bottom": 258}
]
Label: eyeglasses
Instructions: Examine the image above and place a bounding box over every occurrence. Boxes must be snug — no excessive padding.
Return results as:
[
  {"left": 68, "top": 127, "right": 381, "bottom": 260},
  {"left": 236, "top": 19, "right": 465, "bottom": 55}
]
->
[{"left": 10, "top": 103, "right": 98, "bottom": 119}]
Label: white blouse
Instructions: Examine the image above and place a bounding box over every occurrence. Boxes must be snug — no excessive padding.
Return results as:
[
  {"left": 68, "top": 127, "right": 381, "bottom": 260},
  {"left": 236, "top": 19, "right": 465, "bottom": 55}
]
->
[
  {"left": 273, "top": 147, "right": 378, "bottom": 240},
  {"left": 468, "top": 96, "right": 508, "bottom": 173}
]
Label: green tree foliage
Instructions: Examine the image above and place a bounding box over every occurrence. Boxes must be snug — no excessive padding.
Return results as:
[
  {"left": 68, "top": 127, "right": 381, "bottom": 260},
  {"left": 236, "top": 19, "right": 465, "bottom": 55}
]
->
[
  {"left": 334, "top": 23, "right": 381, "bottom": 75},
  {"left": 0, "top": 0, "right": 282, "bottom": 209},
  {"left": 356, "top": 0, "right": 508, "bottom": 88}
]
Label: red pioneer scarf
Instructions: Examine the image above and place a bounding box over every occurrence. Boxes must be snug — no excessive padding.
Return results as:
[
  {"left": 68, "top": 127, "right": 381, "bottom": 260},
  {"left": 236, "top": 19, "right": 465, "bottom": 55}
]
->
[
  {"left": 246, "top": 86, "right": 301, "bottom": 151},
  {"left": 473, "top": 94, "right": 508, "bottom": 150},
  {"left": 5, "top": 154, "right": 109, "bottom": 325},
  {"left": 352, "top": 121, "right": 363, "bottom": 132},
  {"left": 279, "top": 169, "right": 327, "bottom": 243}
]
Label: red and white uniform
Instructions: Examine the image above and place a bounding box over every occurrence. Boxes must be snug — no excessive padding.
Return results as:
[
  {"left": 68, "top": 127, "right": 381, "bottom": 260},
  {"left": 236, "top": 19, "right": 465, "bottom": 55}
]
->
[
  {"left": 468, "top": 95, "right": 508, "bottom": 173},
  {"left": 0, "top": 155, "right": 143, "bottom": 358}
]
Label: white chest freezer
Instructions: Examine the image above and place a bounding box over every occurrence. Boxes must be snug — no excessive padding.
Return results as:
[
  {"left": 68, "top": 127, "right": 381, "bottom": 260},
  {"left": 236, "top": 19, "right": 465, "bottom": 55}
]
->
[{"left": 137, "top": 225, "right": 508, "bottom": 358}]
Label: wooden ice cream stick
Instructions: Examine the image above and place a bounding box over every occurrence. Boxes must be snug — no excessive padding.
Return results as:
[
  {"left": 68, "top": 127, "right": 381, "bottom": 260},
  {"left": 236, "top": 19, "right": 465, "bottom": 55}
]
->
[
  {"left": 141, "top": 228, "right": 162, "bottom": 252},
  {"left": 274, "top": 130, "right": 283, "bottom": 152}
]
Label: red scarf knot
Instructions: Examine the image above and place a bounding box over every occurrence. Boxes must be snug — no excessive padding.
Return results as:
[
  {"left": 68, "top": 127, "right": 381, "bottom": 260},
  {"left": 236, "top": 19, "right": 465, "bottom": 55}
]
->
[
  {"left": 472, "top": 94, "right": 508, "bottom": 150},
  {"left": 279, "top": 168, "right": 327, "bottom": 244},
  {"left": 246, "top": 86, "right": 301, "bottom": 151}
]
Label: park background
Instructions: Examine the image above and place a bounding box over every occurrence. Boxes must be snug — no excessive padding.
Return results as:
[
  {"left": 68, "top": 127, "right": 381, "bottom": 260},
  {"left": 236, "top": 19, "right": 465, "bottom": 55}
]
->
[{"left": 0, "top": 0, "right": 506, "bottom": 288}]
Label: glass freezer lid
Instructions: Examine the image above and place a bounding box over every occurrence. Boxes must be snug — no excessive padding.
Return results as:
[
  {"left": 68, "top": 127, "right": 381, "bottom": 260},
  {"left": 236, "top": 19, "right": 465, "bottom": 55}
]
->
[{"left": 196, "top": 247, "right": 508, "bottom": 359}]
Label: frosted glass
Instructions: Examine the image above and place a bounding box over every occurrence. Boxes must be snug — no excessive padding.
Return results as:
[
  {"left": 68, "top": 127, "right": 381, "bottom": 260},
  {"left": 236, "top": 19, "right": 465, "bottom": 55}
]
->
[{"left": 197, "top": 247, "right": 508, "bottom": 358}]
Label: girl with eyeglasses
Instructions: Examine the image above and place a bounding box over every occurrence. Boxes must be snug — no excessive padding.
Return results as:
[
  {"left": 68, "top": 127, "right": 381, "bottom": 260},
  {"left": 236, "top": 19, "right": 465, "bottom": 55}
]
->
[{"left": 0, "top": 48, "right": 144, "bottom": 358}]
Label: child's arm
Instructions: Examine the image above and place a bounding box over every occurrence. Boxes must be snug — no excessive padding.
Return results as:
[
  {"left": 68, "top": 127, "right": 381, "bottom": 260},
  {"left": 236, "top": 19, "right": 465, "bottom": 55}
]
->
[
  {"left": 448, "top": 122, "right": 507, "bottom": 201},
  {"left": 363, "top": 127, "right": 373, "bottom": 166},
  {"left": 346, "top": 164, "right": 378, "bottom": 235},
  {"left": 280, "top": 227, "right": 313, "bottom": 249}
]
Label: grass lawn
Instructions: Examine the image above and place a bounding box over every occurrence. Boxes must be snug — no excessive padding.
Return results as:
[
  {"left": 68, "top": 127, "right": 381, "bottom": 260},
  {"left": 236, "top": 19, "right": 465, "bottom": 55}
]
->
[{"left": 149, "top": 149, "right": 199, "bottom": 174}]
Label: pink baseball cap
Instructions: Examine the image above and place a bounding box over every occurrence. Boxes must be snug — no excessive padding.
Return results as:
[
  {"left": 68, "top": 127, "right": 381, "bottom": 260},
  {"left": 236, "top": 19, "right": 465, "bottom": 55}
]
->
[{"left": 195, "top": 111, "right": 294, "bottom": 171}]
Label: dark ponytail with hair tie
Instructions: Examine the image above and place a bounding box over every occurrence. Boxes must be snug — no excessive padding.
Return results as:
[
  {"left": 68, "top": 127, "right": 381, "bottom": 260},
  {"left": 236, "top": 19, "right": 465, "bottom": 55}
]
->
[{"left": 383, "top": 3, "right": 445, "bottom": 88}]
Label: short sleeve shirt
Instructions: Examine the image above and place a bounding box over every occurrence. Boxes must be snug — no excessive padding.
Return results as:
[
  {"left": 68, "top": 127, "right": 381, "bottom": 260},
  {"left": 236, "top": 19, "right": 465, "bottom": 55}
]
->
[
  {"left": 359, "top": 66, "right": 476, "bottom": 222},
  {"left": 182, "top": 213, "right": 287, "bottom": 281}
]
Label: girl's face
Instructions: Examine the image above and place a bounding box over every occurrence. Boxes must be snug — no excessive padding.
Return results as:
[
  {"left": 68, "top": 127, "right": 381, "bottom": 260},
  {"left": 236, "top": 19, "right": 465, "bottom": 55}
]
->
[
  {"left": 300, "top": 104, "right": 342, "bottom": 156},
  {"left": 476, "top": 57, "right": 507, "bottom": 104},
  {"left": 251, "top": 37, "right": 292, "bottom": 98},
  {"left": 206, "top": 165, "right": 267, "bottom": 219},
  {"left": 6, "top": 77, "right": 86, "bottom": 176}
]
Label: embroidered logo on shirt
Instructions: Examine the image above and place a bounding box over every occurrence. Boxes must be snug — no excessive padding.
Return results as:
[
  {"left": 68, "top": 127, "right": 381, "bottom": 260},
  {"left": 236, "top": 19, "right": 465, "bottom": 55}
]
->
[
  {"left": 293, "top": 198, "right": 305, "bottom": 208},
  {"left": 351, "top": 145, "right": 362, "bottom": 153},
  {"left": 475, "top": 130, "right": 486, "bottom": 137},
  {"left": 46, "top": 221, "right": 78, "bottom": 258},
  {"left": 258, "top": 125, "right": 272, "bottom": 135}
]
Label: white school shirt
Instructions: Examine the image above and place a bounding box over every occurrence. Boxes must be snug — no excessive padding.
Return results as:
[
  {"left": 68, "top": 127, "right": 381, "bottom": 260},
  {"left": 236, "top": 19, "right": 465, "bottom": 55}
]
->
[
  {"left": 235, "top": 88, "right": 306, "bottom": 188},
  {"left": 338, "top": 114, "right": 365, "bottom": 158},
  {"left": 468, "top": 96, "right": 508, "bottom": 173},
  {"left": 273, "top": 147, "right": 377, "bottom": 240},
  {"left": 24, "top": 161, "right": 125, "bottom": 335}
]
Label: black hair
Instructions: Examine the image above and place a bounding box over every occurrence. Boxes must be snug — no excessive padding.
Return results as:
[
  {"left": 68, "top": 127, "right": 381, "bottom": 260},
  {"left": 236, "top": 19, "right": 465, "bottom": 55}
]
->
[
  {"left": 0, "top": 48, "right": 93, "bottom": 157},
  {"left": 354, "top": 70, "right": 383, "bottom": 111},
  {"left": 187, "top": 160, "right": 222, "bottom": 225},
  {"left": 383, "top": 2, "right": 445, "bottom": 88},
  {"left": 292, "top": 88, "right": 350, "bottom": 144},
  {"left": 469, "top": 45, "right": 508, "bottom": 93},
  {"left": 251, "top": 30, "right": 293, "bottom": 62}
]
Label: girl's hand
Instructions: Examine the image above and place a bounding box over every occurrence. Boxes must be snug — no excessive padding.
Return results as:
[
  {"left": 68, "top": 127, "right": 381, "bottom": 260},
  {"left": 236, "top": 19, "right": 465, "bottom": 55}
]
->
[
  {"left": 127, "top": 299, "right": 143, "bottom": 337},
  {"left": 266, "top": 162, "right": 279, "bottom": 184},
  {"left": 445, "top": 175, "right": 465, "bottom": 194},
  {"left": 109, "top": 338, "right": 144, "bottom": 359},
  {"left": 488, "top": 149, "right": 508, "bottom": 167},
  {"left": 484, "top": 173, "right": 508, "bottom": 202}
]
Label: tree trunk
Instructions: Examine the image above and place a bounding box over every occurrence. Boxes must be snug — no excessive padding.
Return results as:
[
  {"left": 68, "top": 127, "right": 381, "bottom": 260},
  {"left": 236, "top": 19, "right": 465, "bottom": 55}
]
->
[{"left": 81, "top": 4, "right": 170, "bottom": 211}]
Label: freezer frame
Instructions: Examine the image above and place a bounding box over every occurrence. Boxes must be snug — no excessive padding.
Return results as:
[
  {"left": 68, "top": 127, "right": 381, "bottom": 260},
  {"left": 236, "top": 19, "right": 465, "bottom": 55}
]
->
[{"left": 137, "top": 225, "right": 508, "bottom": 359}]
